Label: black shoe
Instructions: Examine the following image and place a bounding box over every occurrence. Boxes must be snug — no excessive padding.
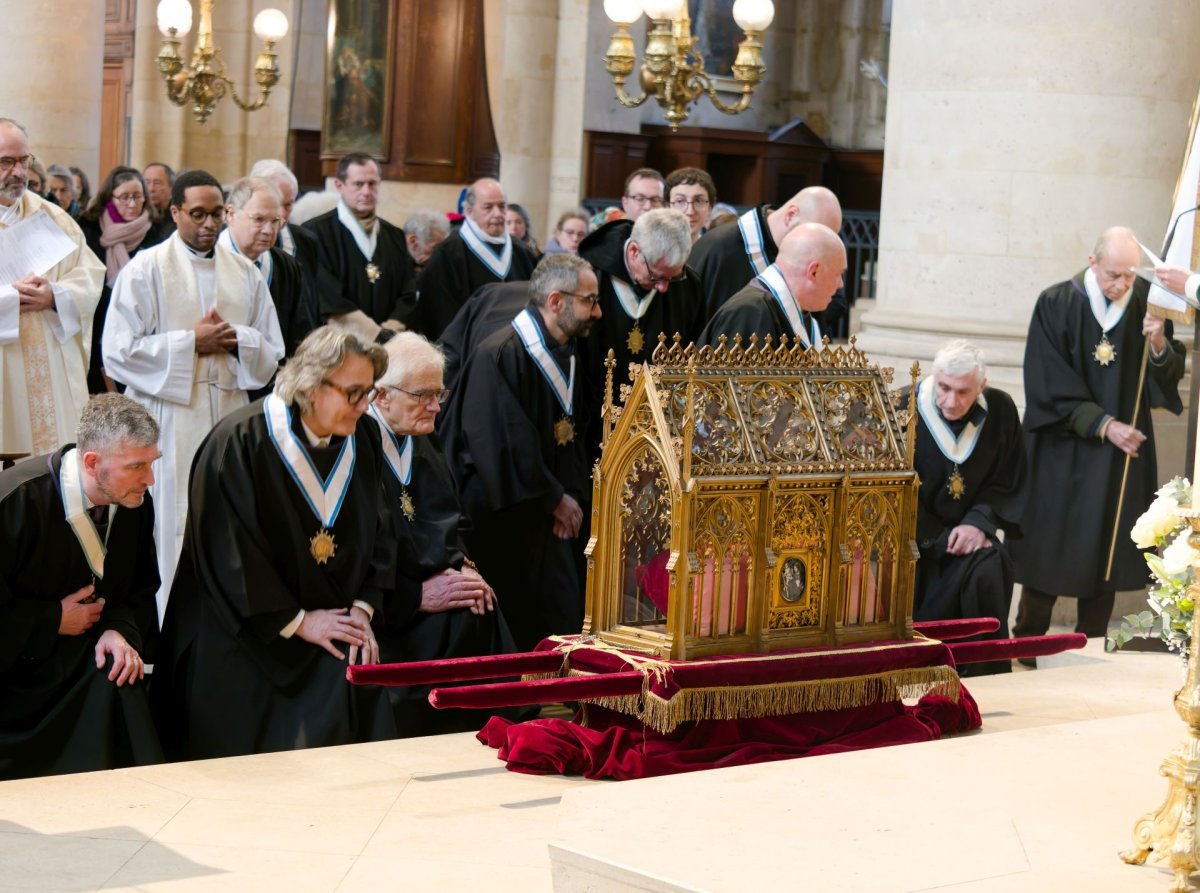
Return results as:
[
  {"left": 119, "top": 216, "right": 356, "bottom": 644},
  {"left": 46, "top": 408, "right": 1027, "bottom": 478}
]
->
[{"left": 1016, "top": 656, "right": 1037, "bottom": 670}]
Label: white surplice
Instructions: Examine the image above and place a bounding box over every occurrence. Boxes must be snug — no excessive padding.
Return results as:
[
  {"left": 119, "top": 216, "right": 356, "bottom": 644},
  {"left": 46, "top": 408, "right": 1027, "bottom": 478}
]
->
[
  {"left": 102, "top": 233, "right": 285, "bottom": 619},
  {"left": 0, "top": 191, "right": 104, "bottom": 456}
]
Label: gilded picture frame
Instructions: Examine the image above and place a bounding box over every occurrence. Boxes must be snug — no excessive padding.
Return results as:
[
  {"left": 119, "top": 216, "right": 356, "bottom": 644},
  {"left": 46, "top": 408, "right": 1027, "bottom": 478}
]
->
[{"left": 322, "top": 0, "right": 396, "bottom": 160}]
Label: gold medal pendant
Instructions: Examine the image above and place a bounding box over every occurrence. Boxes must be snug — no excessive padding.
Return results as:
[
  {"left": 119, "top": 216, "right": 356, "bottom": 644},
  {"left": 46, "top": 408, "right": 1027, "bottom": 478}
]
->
[
  {"left": 947, "top": 466, "right": 966, "bottom": 501},
  {"left": 554, "top": 415, "right": 576, "bottom": 446},
  {"left": 310, "top": 528, "right": 337, "bottom": 564},
  {"left": 365, "top": 262, "right": 381, "bottom": 284},
  {"left": 1093, "top": 334, "right": 1116, "bottom": 366},
  {"left": 627, "top": 323, "right": 645, "bottom": 355},
  {"left": 400, "top": 488, "right": 416, "bottom": 522}
]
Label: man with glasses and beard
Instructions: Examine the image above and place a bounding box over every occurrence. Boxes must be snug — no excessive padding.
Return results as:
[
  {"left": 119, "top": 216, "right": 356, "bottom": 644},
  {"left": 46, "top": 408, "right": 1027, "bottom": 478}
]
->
[
  {"left": 0, "top": 118, "right": 104, "bottom": 460},
  {"left": 439, "top": 255, "right": 599, "bottom": 650},
  {"left": 102, "top": 169, "right": 284, "bottom": 622},
  {"left": 151, "top": 327, "right": 398, "bottom": 759}
]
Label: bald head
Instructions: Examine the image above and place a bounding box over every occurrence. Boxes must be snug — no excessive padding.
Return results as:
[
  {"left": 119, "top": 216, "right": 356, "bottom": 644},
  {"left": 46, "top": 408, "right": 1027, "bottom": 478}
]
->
[
  {"left": 1088, "top": 226, "right": 1140, "bottom": 302},
  {"left": 775, "top": 222, "right": 847, "bottom": 312},
  {"left": 466, "top": 177, "right": 507, "bottom": 237},
  {"left": 766, "top": 186, "right": 842, "bottom": 248}
]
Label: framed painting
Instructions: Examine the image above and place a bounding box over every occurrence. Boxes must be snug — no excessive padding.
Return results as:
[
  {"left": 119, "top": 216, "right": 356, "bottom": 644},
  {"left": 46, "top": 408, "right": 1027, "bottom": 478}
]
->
[
  {"left": 322, "top": 0, "right": 396, "bottom": 159},
  {"left": 687, "top": 0, "right": 742, "bottom": 92}
]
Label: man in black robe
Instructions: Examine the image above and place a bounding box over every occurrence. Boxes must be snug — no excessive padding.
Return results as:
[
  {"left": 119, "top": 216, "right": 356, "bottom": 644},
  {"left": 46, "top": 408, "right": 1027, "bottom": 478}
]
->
[
  {"left": 368, "top": 331, "right": 516, "bottom": 733},
  {"left": 1011, "top": 226, "right": 1185, "bottom": 643},
  {"left": 250, "top": 158, "right": 338, "bottom": 337},
  {"left": 403, "top": 209, "right": 450, "bottom": 279},
  {"left": 438, "top": 281, "right": 530, "bottom": 391},
  {"left": 412, "top": 178, "right": 538, "bottom": 341},
  {"left": 0, "top": 394, "right": 162, "bottom": 779},
  {"left": 900, "top": 341, "right": 1027, "bottom": 676},
  {"left": 578, "top": 208, "right": 702, "bottom": 434},
  {"left": 698, "top": 222, "right": 846, "bottom": 349},
  {"left": 687, "top": 186, "right": 843, "bottom": 323},
  {"left": 221, "top": 176, "right": 318, "bottom": 362},
  {"left": 151, "top": 327, "right": 398, "bottom": 759},
  {"left": 440, "top": 254, "right": 599, "bottom": 650},
  {"left": 304, "top": 153, "right": 416, "bottom": 339}
]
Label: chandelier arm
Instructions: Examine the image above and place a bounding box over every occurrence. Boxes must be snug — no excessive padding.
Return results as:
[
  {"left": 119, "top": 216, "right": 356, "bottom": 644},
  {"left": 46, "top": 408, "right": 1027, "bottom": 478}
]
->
[
  {"left": 706, "top": 86, "right": 755, "bottom": 116},
  {"left": 227, "top": 80, "right": 270, "bottom": 112},
  {"left": 614, "top": 82, "right": 651, "bottom": 108},
  {"left": 162, "top": 74, "right": 193, "bottom": 107}
]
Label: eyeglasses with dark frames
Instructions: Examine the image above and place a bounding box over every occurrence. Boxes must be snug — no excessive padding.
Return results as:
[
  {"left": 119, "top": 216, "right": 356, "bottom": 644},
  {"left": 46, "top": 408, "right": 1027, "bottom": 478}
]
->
[
  {"left": 321, "top": 380, "right": 378, "bottom": 406},
  {"left": 385, "top": 385, "right": 452, "bottom": 405}
]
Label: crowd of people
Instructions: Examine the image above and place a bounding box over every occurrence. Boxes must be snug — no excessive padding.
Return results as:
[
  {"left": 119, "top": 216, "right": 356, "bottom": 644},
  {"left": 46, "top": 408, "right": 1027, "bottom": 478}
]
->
[{"left": 0, "top": 112, "right": 1186, "bottom": 778}]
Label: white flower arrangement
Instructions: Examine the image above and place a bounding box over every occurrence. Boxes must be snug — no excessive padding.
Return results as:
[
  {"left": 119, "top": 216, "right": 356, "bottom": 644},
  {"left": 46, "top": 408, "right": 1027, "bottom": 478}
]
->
[{"left": 1107, "top": 477, "right": 1195, "bottom": 657}]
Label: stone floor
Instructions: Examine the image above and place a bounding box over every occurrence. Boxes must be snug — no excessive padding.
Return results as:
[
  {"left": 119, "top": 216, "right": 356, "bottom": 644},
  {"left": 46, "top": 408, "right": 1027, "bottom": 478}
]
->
[{"left": 0, "top": 641, "right": 1190, "bottom": 892}]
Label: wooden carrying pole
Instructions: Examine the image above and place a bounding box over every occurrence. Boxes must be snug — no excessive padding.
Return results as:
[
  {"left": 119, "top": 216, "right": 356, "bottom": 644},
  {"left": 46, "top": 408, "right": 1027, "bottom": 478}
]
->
[{"left": 1105, "top": 335, "right": 1152, "bottom": 581}]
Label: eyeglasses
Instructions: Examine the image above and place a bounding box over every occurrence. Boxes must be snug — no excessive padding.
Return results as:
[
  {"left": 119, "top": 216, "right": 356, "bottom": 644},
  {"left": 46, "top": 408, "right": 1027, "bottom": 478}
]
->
[
  {"left": 385, "top": 385, "right": 451, "bottom": 405},
  {"left": 670, "top": 197, "right": 711, "bottom": 211},
  {"left": 240, "top": 213, "right": 283, "bottom": 229},
  {"left": 112, "top": 193, "right": 145, "bottom": 205},
  {"left": 561, "top": 290, "right": 601, "bottom": 309},
  {"left": 179, "top": 206, "right": 226, "bottom": 225},
  {"left": 624, "top": 193, "right": 663, "bottom": 208},
  {"left": 639, "top": 253, "right": 687, "bottom": 287},
  {"left": 321, "top": 380, "right": 378, "bottom": 406},
  {"left": 0, "top": 155, "right": 34, "bottom": 175}
]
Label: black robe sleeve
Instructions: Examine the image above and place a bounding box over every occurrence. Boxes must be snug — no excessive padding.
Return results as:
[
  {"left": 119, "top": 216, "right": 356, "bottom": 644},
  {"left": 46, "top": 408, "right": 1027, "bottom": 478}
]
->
[{"left": 697, "top": 286, "right": 785, "bottom": 347}]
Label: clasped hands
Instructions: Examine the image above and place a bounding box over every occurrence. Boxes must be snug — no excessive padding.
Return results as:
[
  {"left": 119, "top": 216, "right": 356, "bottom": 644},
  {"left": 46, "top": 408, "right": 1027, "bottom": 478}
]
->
[
  {"left": 58, "top": 584, "right": 144, "bottom": 686},
  {"left": 194, "top": 307, "right": 238, "bottom": 355},
  {"left": 13, "top": 275, "right": 54, "bottom": 313},
  {"left": 296, "top": 605, "right": 378, "bottom": 665},
  {"left": 420, "top": 566, "right": 496, "bottom": 616},
  {"left": 946, "top": 524, "right": 992, "bottom": 556}
]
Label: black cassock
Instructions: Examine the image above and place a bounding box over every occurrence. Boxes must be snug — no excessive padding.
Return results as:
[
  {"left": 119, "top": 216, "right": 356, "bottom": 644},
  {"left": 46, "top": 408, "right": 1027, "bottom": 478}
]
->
[
  {"left": 901, "top": 385, "right": 1027, "bottom": 676},
  {"left": 304, "top": 209, "right": 418, "bottom": 327},
  {"left": 696, "top": 280, "right": 818, "bottom": 348},
  {"left": 686, "top": 203, "right": 775, "bottom": 322},
  {"left": 1010, "top": 274, "right": 1184, "bottom": 597},
  {"left": 0, "top": 448, "right": 162, "bottom": 779},
  {"left": 438, "top": 281, "right": 530, "bottom": 392},
  {"left": 439, "top": 318, "right": 591, "bottom": 651},
  {"left": 413, "top": 229, "right": 538, "bottom": 342},
  {"left": 578, "top": 219, "right": 704, "bottom": 428},
  {"left": 151, "top": 400, "right": 398, "bottom": 760},
  {"left": 280, "top": 224, "right": 342, "bottom": 337},
  {"left": 266, "top": 246, "right": 320, "bottom": 358},
  {"left": 368, "top": 421, "right": 517, "bottom": 734}
]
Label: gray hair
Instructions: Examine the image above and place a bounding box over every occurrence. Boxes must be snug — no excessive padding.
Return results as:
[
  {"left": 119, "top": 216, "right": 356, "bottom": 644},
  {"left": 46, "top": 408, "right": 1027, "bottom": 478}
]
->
[
  {"left": 248, "top": 159, "right": 298, "bottom": 195},
  {"left": 404, "top": 209, "right": 450, "bottom": 245},
  {"left": 377, "top": 331, "right": 445, "bottom": 389},
  {"left": 465, "top": 177, "right": 503, "bottom": 208},
  {"left": 0, "top": 117, "right": 27, "bottom": 135},
  {"left": 528, "top": 253, "right": 593, "bottom": 308},
  {"left": 76, "top": 394, "right": 159, "bottom": 455},
  {"left": 226, "top": 176, "right": 282, "bottom": 211},
  {"left": 932, "top": 339, "right": 986, "bottom": 382},
  {"left": 274, "top": 326, "right": 388, "bottom": 414},
  {"left": 46, "top": 164, "right": 75, "bottom": 194},
  {"left": 1092, "top": 225, "right": 1138, "bottom": 262},
  {"left": 630, "top": 208, "right": 692, "bottom": 267}
]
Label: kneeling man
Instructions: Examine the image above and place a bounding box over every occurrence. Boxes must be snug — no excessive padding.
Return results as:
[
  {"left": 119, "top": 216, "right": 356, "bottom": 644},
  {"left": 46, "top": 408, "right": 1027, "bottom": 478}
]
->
[
  {"left": 0, "top": 394, "right": 162, "bottom": 779},
  {"left": 905, "top": 340, "right": 1027, "bottom": 675}
]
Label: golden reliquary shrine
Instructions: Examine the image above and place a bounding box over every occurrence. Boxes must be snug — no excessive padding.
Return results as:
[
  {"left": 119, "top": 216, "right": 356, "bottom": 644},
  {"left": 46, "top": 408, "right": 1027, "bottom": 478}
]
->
[{"left": 584, "top": 334, "right": 922, "bottom": 661}]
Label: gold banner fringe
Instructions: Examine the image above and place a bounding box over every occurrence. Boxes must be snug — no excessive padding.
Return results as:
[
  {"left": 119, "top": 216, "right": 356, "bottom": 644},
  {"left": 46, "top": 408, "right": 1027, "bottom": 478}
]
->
[{"left": 523, "top": 666, "right": 962, "bottom": 734}]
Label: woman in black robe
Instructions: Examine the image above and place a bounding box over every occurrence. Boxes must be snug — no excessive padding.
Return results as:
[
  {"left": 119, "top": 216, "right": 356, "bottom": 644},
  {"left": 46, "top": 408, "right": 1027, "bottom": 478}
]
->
[{"left": 368, "top": 331, "right": 515, "bottom": 735}]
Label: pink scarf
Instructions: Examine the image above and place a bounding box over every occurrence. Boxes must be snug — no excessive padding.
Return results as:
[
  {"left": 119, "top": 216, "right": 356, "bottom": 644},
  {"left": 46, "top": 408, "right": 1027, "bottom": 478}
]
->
[{"left": 98, "top": 207, "right": 152, "bottom": 285}]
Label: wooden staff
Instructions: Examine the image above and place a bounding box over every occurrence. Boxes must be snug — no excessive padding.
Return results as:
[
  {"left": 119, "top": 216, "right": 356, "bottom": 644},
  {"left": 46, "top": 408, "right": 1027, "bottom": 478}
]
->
[{"left": 1104, "top": 334, "right": 1152, "bottom": 581}]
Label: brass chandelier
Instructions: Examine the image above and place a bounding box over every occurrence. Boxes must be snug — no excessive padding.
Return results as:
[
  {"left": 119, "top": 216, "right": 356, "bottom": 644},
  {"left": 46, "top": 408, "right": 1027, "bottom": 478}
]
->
[
  {"left": 602, "top": 0, "right": 775, "bottom": 130},
  {"left": 155, "top": 0, "right": 289, "bottom": 124}
]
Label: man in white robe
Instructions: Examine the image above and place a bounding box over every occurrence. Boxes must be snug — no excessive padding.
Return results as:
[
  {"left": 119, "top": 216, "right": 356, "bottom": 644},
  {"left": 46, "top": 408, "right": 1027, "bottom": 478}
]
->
[
  {"left": 0, "top": 117, "right": 104, "bottom": 457},
  {"left": 102, "top": 169, "right": 284, "bottom": 619}
]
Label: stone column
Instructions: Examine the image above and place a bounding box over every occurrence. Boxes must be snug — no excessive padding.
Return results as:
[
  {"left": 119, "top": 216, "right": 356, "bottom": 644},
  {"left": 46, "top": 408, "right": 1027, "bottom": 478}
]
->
[
  {"left": 856, "top": 1, "right": 1200, "bottom": 404},
  {"left": 2, "top": 1, "right": 105, "bottom": 181}
]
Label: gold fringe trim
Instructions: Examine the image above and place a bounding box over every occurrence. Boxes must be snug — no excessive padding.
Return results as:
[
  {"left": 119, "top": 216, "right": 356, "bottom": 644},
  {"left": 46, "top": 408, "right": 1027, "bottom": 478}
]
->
[
  {"left": 569, "top": 666, "right": 962, "bottom": 734},
  {"left": 1149, "top": 302, "right": 1194, "bottom": 325}
]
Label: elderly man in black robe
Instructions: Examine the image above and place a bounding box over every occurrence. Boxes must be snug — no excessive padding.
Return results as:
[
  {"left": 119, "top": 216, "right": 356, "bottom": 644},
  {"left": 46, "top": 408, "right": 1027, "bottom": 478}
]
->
[
  {"left": 366, "top": 331, "right": 515, "bottom": 733},
  {"left": 413, "top": 178, "right": 538, "bottom": 342},
  {"left": 687, "top": 185, "right": 843, "bottom": 323},
  {"left": 151, "top": 326, "right": 398, "bottom": 759},
  {"left": 1011, "top": 226, "right": 1185, "bottom": 645},
  {"left": 0, "top": 394, "right": 162, "bottom": 779},
  {"left": 901, "top": 341, "right": 1027, "bottom": 676},
  {"left": 578, "top": 208, "right": 701, "bottom": 428},
  {"left": 698, "top": 222, "right": 846, "bottom": 349},
  {"left": 304, "top": 153, "right": 416, "bottom": 340},
  {"left": 440, "top": 254, "right": 600, "bottom": 651}
]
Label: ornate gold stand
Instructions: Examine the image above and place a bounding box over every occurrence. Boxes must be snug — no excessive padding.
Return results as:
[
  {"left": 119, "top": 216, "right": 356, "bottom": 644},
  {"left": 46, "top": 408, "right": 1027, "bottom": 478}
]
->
[{"left": 1120, "top": 514, "right": 1200, "bottom": 891}]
